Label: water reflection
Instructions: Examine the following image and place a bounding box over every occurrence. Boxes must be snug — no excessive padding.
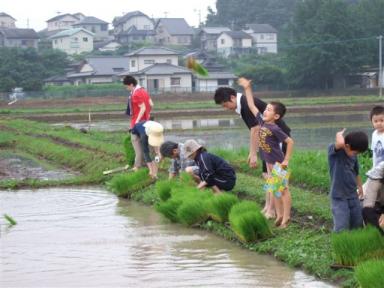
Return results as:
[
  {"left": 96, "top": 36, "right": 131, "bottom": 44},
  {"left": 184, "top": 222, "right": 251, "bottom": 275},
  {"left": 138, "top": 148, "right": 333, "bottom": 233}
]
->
[{"left": 1, "top": 187, "right": 336, "bottom": 287}]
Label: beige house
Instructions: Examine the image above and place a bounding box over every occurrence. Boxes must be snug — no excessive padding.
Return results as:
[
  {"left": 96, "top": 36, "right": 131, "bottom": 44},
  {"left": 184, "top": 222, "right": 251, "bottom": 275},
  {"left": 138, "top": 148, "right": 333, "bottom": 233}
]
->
[
  {"left": 155, "top": 18, "right": 194, "bottom": 46},
  {"left": 217, "top": 31, "right": 253, "bottom": 57},
  {"left": 0, "top": 12, "right": 16, "bottom": 28},
  {"left": 113, "top": 11, "right": 154, "bottom": 44},
  {"left": 50, "top": 28, "right": 94, "bottom": 55},
  {"left": 46, "top": 13, "right": 81, "bottom": 32},
  {"left": 243, "top": 24, "right": 278, "bottom": 54},
  {"left": 124, "top": 47, "right": 179, "bottom": 73},
  {"left": 200, "top": 27, "right": 231, "bottom": 51}
]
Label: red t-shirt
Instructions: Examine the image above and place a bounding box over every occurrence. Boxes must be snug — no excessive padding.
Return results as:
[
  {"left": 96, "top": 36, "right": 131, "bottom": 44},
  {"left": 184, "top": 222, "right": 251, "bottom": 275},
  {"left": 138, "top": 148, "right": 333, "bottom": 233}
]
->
[{"left": 130, "top": 87, "right": 151, "bottom": 129}]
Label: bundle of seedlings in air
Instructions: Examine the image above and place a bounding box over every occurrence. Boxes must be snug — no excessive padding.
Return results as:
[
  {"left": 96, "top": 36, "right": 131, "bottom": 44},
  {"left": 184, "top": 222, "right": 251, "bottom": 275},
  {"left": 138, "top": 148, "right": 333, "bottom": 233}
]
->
[
  {"left": 354, "top": 259, "right": 384, "bottom": 288},
  {"left": 331, "top": 226, "right": 384, "bottom": 267},
  {"left": 4, "top": 214, "right": 17, "bottom": 226},
  {"left": 186, "top": 56, "right": 209, "bottom": 77},
  {"left": 229, "top": 201, "right": 272, "bottom": 243}
]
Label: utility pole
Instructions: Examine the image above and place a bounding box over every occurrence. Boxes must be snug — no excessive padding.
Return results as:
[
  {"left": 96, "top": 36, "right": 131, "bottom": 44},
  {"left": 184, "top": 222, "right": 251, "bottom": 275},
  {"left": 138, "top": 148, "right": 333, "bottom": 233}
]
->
[{"left": 379, "top": 35, "right": 383, "bottom": 98}]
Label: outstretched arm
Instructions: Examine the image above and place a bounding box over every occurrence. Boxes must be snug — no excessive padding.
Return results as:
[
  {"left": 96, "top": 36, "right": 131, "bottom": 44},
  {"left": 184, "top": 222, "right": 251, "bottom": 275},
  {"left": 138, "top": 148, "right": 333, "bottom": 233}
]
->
[
  {"left": 238, "top": 77, "right": 259, "bottom": 117},
  {"left": 335, "top": 128, "right": 346, "bottom": 150}
]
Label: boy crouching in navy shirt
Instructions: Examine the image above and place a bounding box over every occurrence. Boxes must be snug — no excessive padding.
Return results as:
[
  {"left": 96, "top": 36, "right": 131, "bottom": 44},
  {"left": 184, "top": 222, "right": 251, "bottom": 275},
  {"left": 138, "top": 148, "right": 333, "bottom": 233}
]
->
[
  {"left": 183, "top": 139, "right": 236, "bottom": 193},
  {"left": 328, "top": 129, "right": 368, "bottom": 232}
]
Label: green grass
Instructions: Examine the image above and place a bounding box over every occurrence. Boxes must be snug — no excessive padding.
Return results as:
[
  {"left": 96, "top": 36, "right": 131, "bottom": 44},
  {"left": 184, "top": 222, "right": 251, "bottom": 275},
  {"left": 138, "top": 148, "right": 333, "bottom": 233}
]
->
[
  {"left": 355, "top": 259, "right": 384, "bottom": 288},
  {"left": 331, "top": 226, "right": 384, "bottom": 266}
]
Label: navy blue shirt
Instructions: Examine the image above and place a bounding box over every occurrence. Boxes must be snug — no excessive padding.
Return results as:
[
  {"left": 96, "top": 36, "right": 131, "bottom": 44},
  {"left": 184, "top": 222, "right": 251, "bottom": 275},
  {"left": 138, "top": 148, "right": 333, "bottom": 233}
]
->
[
  {"left": 195, "top": 151, "right": 236, "bottom": 187},
  {"left": 328, "top": 144, "right": 359, "bottom": 199}
]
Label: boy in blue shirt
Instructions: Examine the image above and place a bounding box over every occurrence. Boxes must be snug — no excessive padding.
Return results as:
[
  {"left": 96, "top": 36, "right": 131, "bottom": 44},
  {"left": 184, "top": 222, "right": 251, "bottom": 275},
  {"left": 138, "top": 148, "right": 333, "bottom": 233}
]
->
[{"left": 328, "top": 129, "right": 368, "bottom": 232}]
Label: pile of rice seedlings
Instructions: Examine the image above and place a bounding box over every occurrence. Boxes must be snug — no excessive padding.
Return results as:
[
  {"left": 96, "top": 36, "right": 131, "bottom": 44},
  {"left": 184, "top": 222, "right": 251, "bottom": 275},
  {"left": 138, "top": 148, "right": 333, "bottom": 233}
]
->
[
  {"left": 229, "top": 201, "right": 272, "bottom": 243},
  {"left": 106, "top": 168, "right": 152, "bottom": 198},
  {"left": 123, "top": 136, "right": 135, "bottom": 166},
  {"left": 156, "top": 199, "right": 183, "bottom": 223},
  {"left": 156, "top": 180, "right": 172, "bottom": 201},
  {"left": 207, "top": 193, "right": 239, "bottom": 223},
  {"left": 331, "top": 226, "right": 384, "bottom": 266},
  {"left": 355, "top": 259, "right": 384, "bottom": 288},
  {"left": 177, "top": 198, "right": 208, "bottom": 226}
]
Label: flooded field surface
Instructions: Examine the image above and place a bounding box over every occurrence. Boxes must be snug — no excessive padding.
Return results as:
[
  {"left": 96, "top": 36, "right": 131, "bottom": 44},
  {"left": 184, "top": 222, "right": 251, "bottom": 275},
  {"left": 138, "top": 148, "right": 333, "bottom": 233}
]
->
[
  {"left": 1, "top": 187, "right": 336, "bottom": 287},
  {"left": 0, "top": 151, "right": 77, "bottom": 181}
]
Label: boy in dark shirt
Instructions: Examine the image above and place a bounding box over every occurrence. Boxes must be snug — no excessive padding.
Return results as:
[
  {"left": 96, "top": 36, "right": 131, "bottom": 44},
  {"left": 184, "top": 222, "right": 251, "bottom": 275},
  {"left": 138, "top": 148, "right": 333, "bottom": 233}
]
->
[
  {"left": 183, "top": 139, "right": 236, "bottom": 194},
  {"left": 328, "top": 129, "right": 368, "bottom": 232}
]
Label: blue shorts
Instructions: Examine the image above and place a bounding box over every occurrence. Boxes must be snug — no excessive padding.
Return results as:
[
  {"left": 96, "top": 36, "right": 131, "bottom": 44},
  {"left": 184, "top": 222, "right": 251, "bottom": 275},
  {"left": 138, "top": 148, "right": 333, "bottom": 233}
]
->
[{"left": 331, "top": 197, "right": 363, "bottom": 232}]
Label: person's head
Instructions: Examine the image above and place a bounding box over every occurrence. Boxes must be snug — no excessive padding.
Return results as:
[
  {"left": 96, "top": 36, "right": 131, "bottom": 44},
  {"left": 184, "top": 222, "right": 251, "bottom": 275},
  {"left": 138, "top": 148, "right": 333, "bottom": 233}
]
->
[
  {"left": 123, "top": 75, "right": 137, "bottom": 92},
  {"left": 160, "top": 141, "right": 179, "bottom": 159},
  {"left": 183, "top": 139, "right": 203, "bottom": 159},
  {"left": 144, "top": 121, "right": 164, "bottom": 147},
  {"left": 263, "top": 101, "right": 286, "bottom": 123},
  {"left": 214, "top": 87, "right": 237, "bottom": 111},
  {"left": 370, "top": 105, "right": 384, "bottom": 133},
  {"left": 344, "top": 131, "right": 369, "bottom": 156}
]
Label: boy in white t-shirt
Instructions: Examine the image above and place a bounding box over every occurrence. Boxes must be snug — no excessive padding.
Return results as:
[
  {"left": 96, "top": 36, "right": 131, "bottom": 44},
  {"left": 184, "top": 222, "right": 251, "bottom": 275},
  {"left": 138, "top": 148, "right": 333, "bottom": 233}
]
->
[{"left": 363, "top": 105, "right": 384, "bottom": 233}]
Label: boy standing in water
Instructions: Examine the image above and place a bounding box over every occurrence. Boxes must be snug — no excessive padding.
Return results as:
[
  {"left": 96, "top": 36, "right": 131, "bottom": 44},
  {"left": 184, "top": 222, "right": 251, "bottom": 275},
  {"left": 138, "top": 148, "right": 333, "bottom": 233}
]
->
[
  {"left": 328, "top": 129, "right": 368, "bottom": 232},
  {"left": 238, "top": 77, "right": 294, "bottom": 228}
]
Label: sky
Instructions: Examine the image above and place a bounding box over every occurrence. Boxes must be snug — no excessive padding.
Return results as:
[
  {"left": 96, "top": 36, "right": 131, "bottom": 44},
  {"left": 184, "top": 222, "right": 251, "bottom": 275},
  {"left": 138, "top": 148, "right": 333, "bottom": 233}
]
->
[{"left": 2, "top": 0, "right": 217, "bottom": 31}]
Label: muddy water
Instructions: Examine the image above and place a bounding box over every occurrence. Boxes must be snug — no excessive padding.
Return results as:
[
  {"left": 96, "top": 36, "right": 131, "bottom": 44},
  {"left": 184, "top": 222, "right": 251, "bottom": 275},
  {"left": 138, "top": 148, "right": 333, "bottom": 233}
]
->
[{"left": 1, "top": 187, "right": 335, "bottom": 288}]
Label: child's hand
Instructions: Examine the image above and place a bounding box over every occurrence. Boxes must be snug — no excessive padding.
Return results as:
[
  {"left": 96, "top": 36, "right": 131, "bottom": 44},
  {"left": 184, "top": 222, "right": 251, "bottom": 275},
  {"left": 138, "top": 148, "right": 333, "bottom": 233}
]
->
[
  {"left": 238, "top": 77, "right": 252, "bottom": 89},
  {"left": 335, "top": 128, "right": 346, "bottom": 149},
  {"left": 280, "top": 160, "right": 289, "bottom": 169}
]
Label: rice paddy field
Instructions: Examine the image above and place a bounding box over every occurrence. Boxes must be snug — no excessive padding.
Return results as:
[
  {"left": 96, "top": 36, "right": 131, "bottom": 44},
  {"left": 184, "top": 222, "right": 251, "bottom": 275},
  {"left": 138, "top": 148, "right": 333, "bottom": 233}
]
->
[{"left": 1, "top": 92, "right": 383, "bottom": 287}]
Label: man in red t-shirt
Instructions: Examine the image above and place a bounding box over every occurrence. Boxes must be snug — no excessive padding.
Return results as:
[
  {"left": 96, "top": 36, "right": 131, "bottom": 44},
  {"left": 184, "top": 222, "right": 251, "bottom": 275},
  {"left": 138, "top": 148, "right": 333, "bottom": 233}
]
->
[{"left": 123, "top": 75, "right": 153, "bottom": 170}]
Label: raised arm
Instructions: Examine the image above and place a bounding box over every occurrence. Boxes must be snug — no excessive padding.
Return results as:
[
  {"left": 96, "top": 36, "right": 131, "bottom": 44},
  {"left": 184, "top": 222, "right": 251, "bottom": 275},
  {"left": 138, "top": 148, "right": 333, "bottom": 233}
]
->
[
  {"left": 335, "top": 128, "right": 346, "bottom": 150},
  {"left": 238, "top": 77, "right": 259, "bottom": 117}
]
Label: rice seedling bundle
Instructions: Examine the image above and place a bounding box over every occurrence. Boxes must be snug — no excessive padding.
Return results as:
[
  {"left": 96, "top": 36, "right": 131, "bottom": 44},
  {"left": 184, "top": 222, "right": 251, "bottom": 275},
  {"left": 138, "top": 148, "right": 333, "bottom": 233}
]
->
[
  {"left": 106, "top": 169, "right": 151, "bottom": 198},
  {"left": 229, "top": 201, "right": 271, "bottom": 242},
  {"left": 331, "top": 226, "right": 384, "bottom": 266},
  {"left": 4, "top": 214, "right": 17, "bottom": 225},
  {"left": 156, "top": 180, "right": 172, "bottom": 201},
  {"left": 355, "top": 259, "right": 384, "bottom": 288},
  {"left": 207, "top": 193, "right": 239, "bottom": 223},
  {"left": 156, "top": 199, "right": 183, "bottom": 222},
  {"left": 123, "top": 136, "right": 135, "bottom": 166},
  {"left": 177, "top": 198, "right": 209, "bottom": 226}
]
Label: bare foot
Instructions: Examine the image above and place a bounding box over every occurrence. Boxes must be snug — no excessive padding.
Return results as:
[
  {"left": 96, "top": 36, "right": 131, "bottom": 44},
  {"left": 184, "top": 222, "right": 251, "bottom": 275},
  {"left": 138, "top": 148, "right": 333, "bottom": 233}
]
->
[
  {"left": 274, "top": 217, "right": 283, "bottom": 227},
  {"left": 278, "top": 219, "right": 290, "bottom": 229}
]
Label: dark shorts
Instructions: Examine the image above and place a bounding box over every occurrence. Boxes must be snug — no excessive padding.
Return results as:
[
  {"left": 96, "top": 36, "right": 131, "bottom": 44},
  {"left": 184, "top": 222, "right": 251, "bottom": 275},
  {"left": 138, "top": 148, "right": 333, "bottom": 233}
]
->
[
  {"left": 331, "top": 197, "right": 363, "bottom": 232},
  {"left": 207, "top": 176, "right": 236, "bottom": 191}
]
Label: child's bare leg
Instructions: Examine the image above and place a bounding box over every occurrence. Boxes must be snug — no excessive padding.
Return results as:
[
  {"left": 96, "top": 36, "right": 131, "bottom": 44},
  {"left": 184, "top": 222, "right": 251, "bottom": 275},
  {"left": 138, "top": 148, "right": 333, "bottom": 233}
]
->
[
  {"left": 274, "top": 194, "right": 283, "bottom": 226},
  {"left": 147, "top": 162, "right": 157, "bottom": 178},
  {"left": 211, "top": 185, "right": 222, "bottom": 194},
  {"left": 264, "top": 163, "right": 276, "bottom": 218},
  {"left": 279, "top": 188, "right": 291, "bottom": 228}
]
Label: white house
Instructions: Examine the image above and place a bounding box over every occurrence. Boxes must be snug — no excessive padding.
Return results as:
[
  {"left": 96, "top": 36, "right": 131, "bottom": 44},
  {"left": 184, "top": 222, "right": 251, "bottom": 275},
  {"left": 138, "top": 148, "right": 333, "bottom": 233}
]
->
[
  {"left": 124, "top": 47, "right": 180, "bottom": 73},
  {"left": 243, "top": 24, "right": 278, "bottom": 54},
  {"left": 121, "top": 63, "right": 192, "bottom": 93},
  {"left": 195, "top": 71, "right": 236, "bottom": 92},
  {"left": 46, "top": 13, "right": 81, "bottom": 32},
  {"left": 50, "top": 28, "right": 94, "bottom": 55},
  {"left": 0, "top": 12, "right": 16, "bottom": 28},
  {"left": 200, "top": 27, "right": 231, "bottom": 51},
  {"left": 216, "top": 31, "right": 253, "bottom": 57},
  {"left": 155, "top": 18, "right": 194, "bottom": 46},
  {"left": 72, "top": 16, "right": 109, "bottom": 42},
  {"left": 113, "top": 11, "right": 154, "bottom": 33},
  {"left": 67, "top": 56, "right": 129, "bottom": 85}
]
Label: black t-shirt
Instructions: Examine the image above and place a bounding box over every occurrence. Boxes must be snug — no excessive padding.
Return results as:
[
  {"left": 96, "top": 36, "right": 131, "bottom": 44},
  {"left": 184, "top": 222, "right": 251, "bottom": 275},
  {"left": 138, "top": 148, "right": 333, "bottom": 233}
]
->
[{"left": 240, "top": 94, "right": 291, "bottom": 136}]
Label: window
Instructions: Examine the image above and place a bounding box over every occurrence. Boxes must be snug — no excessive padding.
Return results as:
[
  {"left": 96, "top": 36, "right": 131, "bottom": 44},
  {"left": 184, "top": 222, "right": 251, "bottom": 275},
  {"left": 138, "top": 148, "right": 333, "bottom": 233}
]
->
[
  {"left": 113, "top": 68, "right": 124, "bottom": 72},
  {"left": 143, "top": 25, "right": 150, "bottom": 30},
  {"left": 267, "top": 34, "right": 274, "bottom": 40},
  {"left": 91, "top": 27, "right": 96, "bottom": 33},
  {"left": 83, "top": 37, "right": 88, "bottom": 42},
  {"left": 260, "top": 34, "right": 264, "bottom": 40},
  {"left": 171, "top": 77, "right": 181, "bottom": 85},
  {"left": 144, "top": 59, "right": 155, "bottom": 64},
  {"left": 166, "top": 59, "right": 172, "bottom": 64},
  {"left": 55, "top": 39, "right": 58, "bottom": 44},
  {"left": 218, "top": 79, "right": 229, "bottom": 85},
  {"left": 131, "top": 60, "right": 136, "bottom": 67},
  {"left": 72, "top": 37, "right": 78, "bottom": 42},
  {"left": 221, "top": 39, "right": 225, "bottom": 44}
]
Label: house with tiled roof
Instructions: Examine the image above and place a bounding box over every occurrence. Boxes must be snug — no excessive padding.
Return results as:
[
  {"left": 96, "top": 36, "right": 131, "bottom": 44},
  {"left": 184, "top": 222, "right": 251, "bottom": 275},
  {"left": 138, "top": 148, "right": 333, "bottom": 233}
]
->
[
  {"left": 116, "top": 25, "right": 155, "bottom": 45},
  {"left": 67, "top": 56, "right": 129, "bottom": 85},
  {"left": 217, "top": 31, "right": 253, "bottom": 57},
  {"left": 0, "top": 12, "right": 16, "bottom": 28},
  {"left": 155, "top": 18, "right": 194, "bottom": 46},
  {"left": 50, "top": 28, "right": 94, "bottom": 54},
  {"left": 0, "top": 28, "right": 39, "bottom": 48},
  {"left": 124, "top": 47, "right": 180, "bottom": 73},
  {"left": 243, "top": 23, "right": 278, "bottom": 54},
  {"left": 72, "top": 16, "right": 109, "bottom": 41}
]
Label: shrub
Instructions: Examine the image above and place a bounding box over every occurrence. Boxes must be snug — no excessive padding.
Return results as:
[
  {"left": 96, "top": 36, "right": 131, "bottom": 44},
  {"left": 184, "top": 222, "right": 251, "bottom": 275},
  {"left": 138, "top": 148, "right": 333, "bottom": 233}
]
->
[
  {"left": 355, "top": 259, "right": 384, "bottom": 288},
  {"left": 331, "top": 226, "right": 384, "bottom": 266}
]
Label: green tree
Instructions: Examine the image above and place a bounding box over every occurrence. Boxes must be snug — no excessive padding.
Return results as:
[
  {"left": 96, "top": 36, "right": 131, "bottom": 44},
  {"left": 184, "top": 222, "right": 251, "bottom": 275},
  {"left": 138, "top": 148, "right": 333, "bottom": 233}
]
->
[{"left": 286, "top": 0, "right": 366, "bottom": 89}]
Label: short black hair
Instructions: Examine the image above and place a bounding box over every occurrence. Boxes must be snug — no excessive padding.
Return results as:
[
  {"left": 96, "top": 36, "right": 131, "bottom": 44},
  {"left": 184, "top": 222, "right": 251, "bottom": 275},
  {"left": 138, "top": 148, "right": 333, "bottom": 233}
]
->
[
  {"left": 270, "top": 101, "right": 286, "bottom": 119},
  {"left": 123, "top": 75, "right": 137, "bottom": 86},
  {"left": 214, "top": 87, "right": 237, "bottom": 104},
  {"left": 160, "top": 141, "right": 178, "bottom": 158},
  {"left": 345, "top": 131, "right": 369, "bottom": 152},
  {"left": 370, "top": 105, "right": 384, "bottom": 120}
]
